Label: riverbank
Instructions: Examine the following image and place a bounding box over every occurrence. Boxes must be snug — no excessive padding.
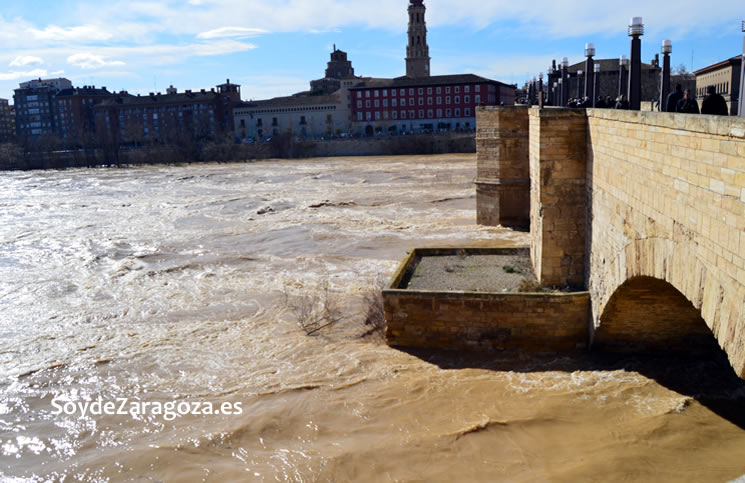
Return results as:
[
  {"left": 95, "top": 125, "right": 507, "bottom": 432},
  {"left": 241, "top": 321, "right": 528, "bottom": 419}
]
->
[{"left": 0, "top": 132, "right": 475, "bottom": 171}]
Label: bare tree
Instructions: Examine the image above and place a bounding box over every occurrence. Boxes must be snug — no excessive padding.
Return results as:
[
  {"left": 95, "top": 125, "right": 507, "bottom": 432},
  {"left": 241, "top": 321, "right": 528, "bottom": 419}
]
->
[
  {"left": 282, "top": 281, "right": 345, "bottom": 336},
  {"left": 673, "top": 64, "right": 692, "bottom": 77},
  {"left": 360, "top": 279, "right": 386, "bottom": 340}
]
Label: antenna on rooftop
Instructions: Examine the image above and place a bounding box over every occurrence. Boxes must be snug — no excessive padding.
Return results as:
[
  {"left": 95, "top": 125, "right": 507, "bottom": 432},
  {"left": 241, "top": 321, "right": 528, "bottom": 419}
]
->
[{"left": 691, "top": 50, "right": 694, "bottom": 72}]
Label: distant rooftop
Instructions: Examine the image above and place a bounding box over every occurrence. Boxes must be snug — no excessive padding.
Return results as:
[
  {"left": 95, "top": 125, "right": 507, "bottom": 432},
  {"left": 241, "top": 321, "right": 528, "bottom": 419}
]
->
[
  {"left": 57, "top": 87, "right": 114, "bottom": 97},
  {"left": 238, "top": 90, "right": 341, "bottom": 109},
  {"left": 18, "top": 77, "right": 73, "bottom": 90},
  {"left": 98, "top": 89, "right": 229, "bottom": 107},
  {"left": 352, "top": 74, "right": 514, "bottom": 89},
  {"left": 693, "top": 55, "right": 742, "bottom": 76}
]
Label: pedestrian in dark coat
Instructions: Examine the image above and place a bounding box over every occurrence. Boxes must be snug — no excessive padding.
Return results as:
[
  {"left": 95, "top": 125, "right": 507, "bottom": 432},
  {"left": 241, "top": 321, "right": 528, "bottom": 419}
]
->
[
  {"left": 676, "top": 90, "right": 700, "bottom": 114},
  {"left": 614, "top": 95, "right": 629, "bottom": 110},
  {"left": 595, "top": 96, "right": 607, "bottom": 108},
  {"left": 701, "top": 85, "right": 729, "bottom": 115},
  {"left": 666, "top": 84, "right": 684, "bottom": 112}
]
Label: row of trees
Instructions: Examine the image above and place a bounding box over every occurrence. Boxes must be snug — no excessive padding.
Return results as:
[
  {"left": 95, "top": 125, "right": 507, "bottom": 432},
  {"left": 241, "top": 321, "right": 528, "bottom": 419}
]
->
[
  {"left": 0, "top": 129, "right": 477, "bottom": 171},
  {"left": 0, "top": 131, "right": 325, "bottom": 171}
]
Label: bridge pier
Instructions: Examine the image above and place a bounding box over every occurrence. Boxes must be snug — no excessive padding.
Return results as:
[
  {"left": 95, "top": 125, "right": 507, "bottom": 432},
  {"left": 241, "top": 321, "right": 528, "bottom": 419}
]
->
[
  {"left": 528, "top": 108, "right": 588, "bottom": 289},
  {"left": 475, "top": 106, "right": 530, "bottom": 229}
]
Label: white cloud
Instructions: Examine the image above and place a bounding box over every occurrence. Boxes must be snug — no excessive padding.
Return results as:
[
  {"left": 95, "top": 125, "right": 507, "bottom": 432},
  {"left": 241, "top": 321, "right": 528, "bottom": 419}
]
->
[
  {"left": 0, "top": 69, "right": 48, "bottom": 81},
  {"left": 29, "top": 25, "right": 113, "bottom": 42},
  {"left": 309, "top": 28, "right": 342, "bottom": 35},
  {"left": 83, "top": 0, "right": 745, "bottom": 39},
  {"left": 197, "top": 27, "right": 268, "bottom": 39},
  {"left": 192, "top": 40, "right": 258, "bottom": 56},
  {"left": 67, "top": 53, "right": 126, "bottom": 69},
  {"left": 10, "top": 56, "right": 44, "bottom": 67}
]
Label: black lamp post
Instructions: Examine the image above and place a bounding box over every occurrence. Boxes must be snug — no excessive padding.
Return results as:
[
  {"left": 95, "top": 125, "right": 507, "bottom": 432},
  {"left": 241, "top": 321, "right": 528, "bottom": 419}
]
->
[
  {"left": 739, "top": 21, "right": 745, "bottom": 117},
  {"left": 553, "top": 82, "right": 558, "bottom": 106},
  {"left": 619, "top": 55, "right": 629, "bottom": 100},
  {"left": 538, "top": 72, "right": 544, "bottom": 105},
  {"left": 628, "top": 16, "right": 644, "bottom": 110},
  {"left": 585, "top": 43, "right": 595, "bottom": 100},
  {"left": 593, "top": 63, "right": 600, "bottom": 107},
  {"left": 577, "top": 70, "right": 584, "bottom": 99},
  {"left": 547, "top": 64, "right": 555, "bottom": 104},
  {"left": 561, "top": 57, "right": 569, "bottom": 106},
  {"left": 661, "top": 40, "right": 672, "bottom": 112}
]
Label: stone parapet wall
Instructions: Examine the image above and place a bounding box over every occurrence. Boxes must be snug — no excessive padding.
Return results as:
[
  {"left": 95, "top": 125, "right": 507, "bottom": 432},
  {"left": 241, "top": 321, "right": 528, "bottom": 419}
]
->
[
  {"left": 384, "top": 290, "right": 590, "bottom": 352},
  {"left": 585, "top": 108, "right": 745, "bottom": 377},
  {"left": 312, "top": 133, "right": 476, "bottom": 157},
  {"left": 383, "top": 247, "right": 590, "bottom": 353},
  {"left": 529, "top": 108, "right": 588, "bottom": 289},
  {"left": 475, "top": 106, "right": 530, "bottom": 228}
]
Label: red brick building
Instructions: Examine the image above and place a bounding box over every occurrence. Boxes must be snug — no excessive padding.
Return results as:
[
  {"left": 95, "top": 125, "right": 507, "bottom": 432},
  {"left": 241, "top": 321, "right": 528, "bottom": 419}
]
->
[
  {"left": 54, "top": 86, "right": 116, "bottom": 146},
  {"left": 350, "top": 75, "right": 514, "bottom": 134},
  {"left": 349, "top": 0, "right": 514, "bottom": 135},
  {"left": 94, "top": 81, "right": 240, "bottom": 146}
]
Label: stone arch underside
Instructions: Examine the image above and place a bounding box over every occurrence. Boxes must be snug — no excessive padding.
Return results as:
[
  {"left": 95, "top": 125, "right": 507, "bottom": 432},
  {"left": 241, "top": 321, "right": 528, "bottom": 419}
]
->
[
  {"left": 591, "top": 237, "right": 745, "bottom": 378},
  {"left": 593, "top": 276, "right": 720, "bottom": 353}
]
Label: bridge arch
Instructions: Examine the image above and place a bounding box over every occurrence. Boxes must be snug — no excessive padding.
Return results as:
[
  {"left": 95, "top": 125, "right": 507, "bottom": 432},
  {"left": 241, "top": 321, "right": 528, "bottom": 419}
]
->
[
  {"left": 593, "top": 276, "right": 720, "bottom": 354},
  {"left": 591, "top": 237, "right": 745, "bottom": 377}
]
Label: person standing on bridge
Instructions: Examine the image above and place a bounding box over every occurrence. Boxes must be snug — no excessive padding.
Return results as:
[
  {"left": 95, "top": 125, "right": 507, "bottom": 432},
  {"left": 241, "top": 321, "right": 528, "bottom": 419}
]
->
[
  {"left": 701, "top": 85, "right": 729, "bottom": 115},
  {"left": 676, "top": 90, "right": 700, "bottom": 114},
  {"left": 614, "top": 95, "right": 629, "bottom": 110},
  {"left": 666, "top": 84, "right": 684, "bottom": 112}
]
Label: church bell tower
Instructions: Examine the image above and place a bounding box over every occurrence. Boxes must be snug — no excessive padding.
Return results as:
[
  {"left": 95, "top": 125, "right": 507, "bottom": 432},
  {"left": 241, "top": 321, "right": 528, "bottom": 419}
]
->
[{"left": 406, "top": 0, "right": 430, "bottom": 78}]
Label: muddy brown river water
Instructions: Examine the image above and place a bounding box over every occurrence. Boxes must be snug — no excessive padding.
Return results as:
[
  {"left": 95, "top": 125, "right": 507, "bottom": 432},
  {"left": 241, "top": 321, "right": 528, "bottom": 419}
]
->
[{"left": 1, "top": 154, "right": 745, "bottom": 482}]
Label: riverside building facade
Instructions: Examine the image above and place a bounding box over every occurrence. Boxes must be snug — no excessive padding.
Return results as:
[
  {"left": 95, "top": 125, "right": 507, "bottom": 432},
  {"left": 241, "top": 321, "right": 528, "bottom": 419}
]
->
[
  {"left": 94, "top": 81, "right": 241, "bottom": 146},
  {"left": 14, "top": 77, "right": 72, "bottom": 142},
  {"left": 0, "top": 99, "right": 13, "bottom": 142},
  {"left": 233, "top": 0, "right": 514, "bottom": 140},
  {"left": 694, "top": 56, "right": 742, "bottom": 115},
  {"left": 233, "top": 50, "right": 358, "bottom": 140},
  {"left": 350, "top": 75, "right": 513, "bottom": 135},
  {"left": 54, "top": 86, "right": 116, "bottom": 146}
]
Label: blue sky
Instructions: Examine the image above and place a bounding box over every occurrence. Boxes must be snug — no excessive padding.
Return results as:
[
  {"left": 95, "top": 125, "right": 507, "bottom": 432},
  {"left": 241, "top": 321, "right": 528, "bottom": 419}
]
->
[{"left": 0, "top": 0, "right": 743, "bottom": 103}]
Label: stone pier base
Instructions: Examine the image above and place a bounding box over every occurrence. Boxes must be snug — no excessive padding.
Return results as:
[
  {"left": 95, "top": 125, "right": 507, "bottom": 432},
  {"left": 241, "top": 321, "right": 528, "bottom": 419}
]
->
[{"left": 476, "top": 106, "right": 530, "bottom": 229}]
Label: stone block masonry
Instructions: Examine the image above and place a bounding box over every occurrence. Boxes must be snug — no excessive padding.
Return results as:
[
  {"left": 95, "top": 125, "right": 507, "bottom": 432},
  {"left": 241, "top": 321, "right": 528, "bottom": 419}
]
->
[
  {"left": 585, "top": 109, "right": 745, "bottom": 378},
  {"left": 529, "top": 108, "right": 588, "bottom": 289},
  {"left": 476, "top": 106, "right": 530, "bottom": 229},
  {"left": 475, "top": 106, "right": 745, "bottom": 379},
  {"left": 383, "top": 248, "right": 590, "bottom": 353},
  {"left": 384, "top": 290, "right": 590, "bottom": 352}
]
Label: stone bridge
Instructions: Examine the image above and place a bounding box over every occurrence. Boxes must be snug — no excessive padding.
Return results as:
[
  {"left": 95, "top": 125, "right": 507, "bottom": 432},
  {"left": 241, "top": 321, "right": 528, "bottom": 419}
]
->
[{"left": 476, "top": 106, "right": 745, "bottom": 378}]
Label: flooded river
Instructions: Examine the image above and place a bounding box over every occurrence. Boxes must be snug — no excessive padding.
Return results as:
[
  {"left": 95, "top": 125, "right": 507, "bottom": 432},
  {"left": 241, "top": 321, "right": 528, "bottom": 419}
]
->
[{"left": 1, "top": 154, "right": 745, "bottom": 481}]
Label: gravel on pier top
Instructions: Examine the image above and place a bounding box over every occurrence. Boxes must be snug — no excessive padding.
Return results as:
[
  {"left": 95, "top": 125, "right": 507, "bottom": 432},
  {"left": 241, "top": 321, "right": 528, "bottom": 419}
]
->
[{"left": 406, "top": 253, "right": 537, "bottom": 293}]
